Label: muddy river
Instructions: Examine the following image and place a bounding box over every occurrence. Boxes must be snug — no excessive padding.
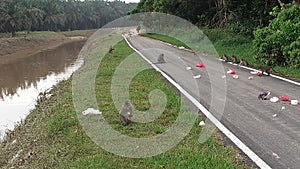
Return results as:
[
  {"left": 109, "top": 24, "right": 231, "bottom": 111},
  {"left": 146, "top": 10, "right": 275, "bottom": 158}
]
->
[{"left": 0, "top": 40, "right": 85, "bottom": 139}]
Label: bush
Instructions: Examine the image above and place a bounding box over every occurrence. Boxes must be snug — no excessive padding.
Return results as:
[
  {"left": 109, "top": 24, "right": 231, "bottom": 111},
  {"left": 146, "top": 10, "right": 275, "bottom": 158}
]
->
[{"left": 253, "top": 4, "right": 300, "bottom": 67}]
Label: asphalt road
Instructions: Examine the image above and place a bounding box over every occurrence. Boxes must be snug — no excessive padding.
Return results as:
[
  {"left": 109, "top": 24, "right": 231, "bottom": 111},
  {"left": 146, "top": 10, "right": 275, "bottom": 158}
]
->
[{"left": 127, "top": 35, "right": 300, "bottom": 169}]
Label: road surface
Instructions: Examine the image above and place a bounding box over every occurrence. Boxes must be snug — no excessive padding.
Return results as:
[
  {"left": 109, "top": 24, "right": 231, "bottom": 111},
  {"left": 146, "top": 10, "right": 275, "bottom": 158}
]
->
[{"left": 127, "top": 35, "right": 300, "bottom": 169}]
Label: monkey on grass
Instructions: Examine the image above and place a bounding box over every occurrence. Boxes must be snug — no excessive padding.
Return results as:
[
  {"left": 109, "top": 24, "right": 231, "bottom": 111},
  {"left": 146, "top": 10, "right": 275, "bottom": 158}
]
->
[{"left": 119, "top": 101, "right": 133, "bottom": 126}]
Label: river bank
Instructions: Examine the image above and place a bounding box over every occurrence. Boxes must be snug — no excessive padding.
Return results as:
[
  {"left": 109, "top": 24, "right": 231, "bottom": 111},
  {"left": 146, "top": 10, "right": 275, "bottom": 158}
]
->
[{"left": 0, "top": 30, "right": 96, "bottom": 64}]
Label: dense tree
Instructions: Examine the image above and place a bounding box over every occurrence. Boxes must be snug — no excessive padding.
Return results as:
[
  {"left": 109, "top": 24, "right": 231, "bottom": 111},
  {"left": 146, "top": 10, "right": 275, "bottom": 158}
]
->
[
  {"left": 130, "top": 0, "right": 294, "bottom": 36},
  {"left": 0, "top": 0, "right": 137, "bottom": 35}
]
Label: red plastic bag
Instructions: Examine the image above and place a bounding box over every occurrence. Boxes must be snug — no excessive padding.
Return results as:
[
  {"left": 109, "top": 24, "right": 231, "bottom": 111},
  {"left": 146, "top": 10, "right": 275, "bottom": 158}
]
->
[
  {"left": 227, "top": 69, "right": 236, "bottom": 74},
  {"left": 196, "top": 62, "right": 205, "bottom": 68},
  {"left": 280, "top": 95, "right": 290, "bottom": 102},
  {"left": 257, "top": 72, "right": 263, "bottom": 76}
]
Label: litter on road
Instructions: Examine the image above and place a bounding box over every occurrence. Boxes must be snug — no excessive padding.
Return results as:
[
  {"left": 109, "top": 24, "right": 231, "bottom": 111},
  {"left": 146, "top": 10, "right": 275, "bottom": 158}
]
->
[
  {"left": 82, "top": 108, "right": 102, "bottom": 116},
  {"left": 257, "top": 72, "right": 263, "bottom": 76},
  {"left": 270, "top": 97, "right": 279, "bottom": 103},
  {"left": 186, "top": 67, "right": 192, "bottom": 70},
  {"left": 280, "top": 95, "right": 290, "bottom": 102},
  {"left": 272, "top": 114, "right": 278, "bottom": 118},
  {"left": 194, "top": 75, "right": 201, "bottom": 79},
  {"left": 233, "top": 75, "right": 239, "bottom": 79},
  {"left": 291, "top": 100, "right": 299, "bottom": 105},
  {"left": 227, "top": 69, "right": 236, "bottom": 74},
  {"left": 196, "top": 62, "right": 205, "bottom": 68},
  {"left": 248, "top": 76, "right": 254, "bottom": 80}
]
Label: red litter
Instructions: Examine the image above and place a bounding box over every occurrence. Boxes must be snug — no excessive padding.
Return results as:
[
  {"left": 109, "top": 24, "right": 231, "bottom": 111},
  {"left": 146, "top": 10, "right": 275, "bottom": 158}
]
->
[
  {"left": 227, "top": 69, "right": 236, "bottom": 74},
  {"left": 257, "top": 72, "right": 263, "bottom": 76},
  {"left": 196, "top": 62, "right": 205, "bottom": 68},
  {"left": 280, "top": 95, "right": 290, "bottom": 102}
]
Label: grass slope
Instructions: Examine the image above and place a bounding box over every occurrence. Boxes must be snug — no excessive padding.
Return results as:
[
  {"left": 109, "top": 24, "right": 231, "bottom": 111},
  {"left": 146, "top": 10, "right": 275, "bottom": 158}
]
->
[
  {"left": 143, "top": 29, "right": 300, "bottom": 79},
  {"left": 0, "top": 40, "right": 247, "bottom": 169}
]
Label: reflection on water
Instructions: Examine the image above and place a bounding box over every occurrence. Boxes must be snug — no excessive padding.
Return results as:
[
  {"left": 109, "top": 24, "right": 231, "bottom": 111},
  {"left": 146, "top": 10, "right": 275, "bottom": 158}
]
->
[{"left": 0, "top": 40, "right": 85, "bottom": 139}]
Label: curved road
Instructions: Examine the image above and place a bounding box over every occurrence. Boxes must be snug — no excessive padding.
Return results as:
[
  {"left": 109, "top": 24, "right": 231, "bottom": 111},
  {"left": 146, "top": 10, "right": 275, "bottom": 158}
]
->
[{"left": 127, "top": 35, "right": 300, "bottom": 169}]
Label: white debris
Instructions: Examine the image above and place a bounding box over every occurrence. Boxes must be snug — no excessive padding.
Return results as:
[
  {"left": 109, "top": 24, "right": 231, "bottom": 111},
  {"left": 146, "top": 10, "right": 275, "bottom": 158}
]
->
[
  {"left": 179, "top": 46, "right": 185, "bottom": 50},
  {"left": 233, "top": 75, "right": 239, "bottom": 79},
  {"left": 199, "top": 121, "right": 205, "bottom": 126},
  {"left": 272, "top": 152, "right": 280, "bottom": 159},
  {"left": 291, "top": 100, "right": 299, "bottom": 105},
  {"left": 272, "top": 114, "right": 277, "bottom": 118},
  {"left": 82, "top": 108, "right": 102, "bottom": 116},
  {"left": 222, "top": 75, "right": 226, "bottom": 79},
  {"left": 248, "top": 76, "right": 253, "bottom": 80},
  {"left": 186, "top": 67, "right": 192, "bottom": 70},
  {"left": 281, "top": 106, "right": 285, "bottom": 110},
  {"left": 270, "top": 97, "right": 279, "bottom": 103},
  {"left": 193, "top": 75, "right": 201, "bottom": 79},
  {"left": 45, "top": 93, "right": 53, "bottom": 99}
]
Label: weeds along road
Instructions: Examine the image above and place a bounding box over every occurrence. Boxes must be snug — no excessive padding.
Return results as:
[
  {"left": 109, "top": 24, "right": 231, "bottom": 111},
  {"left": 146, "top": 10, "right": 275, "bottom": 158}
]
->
[{"left": 127, "top": 35, "right": 300, "bottom": 169}]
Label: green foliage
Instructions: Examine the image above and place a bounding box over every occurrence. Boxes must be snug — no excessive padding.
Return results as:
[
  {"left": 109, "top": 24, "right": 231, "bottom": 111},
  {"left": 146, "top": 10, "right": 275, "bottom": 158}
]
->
[
  {"left": 131, "top": 0, "right": 295, "bottom": 36},
  {"left": 254, "top": 4, "right": 300, "bottom": 67},
  {"left": 0, "top": 0, "right": 136, "bottom": 35}
]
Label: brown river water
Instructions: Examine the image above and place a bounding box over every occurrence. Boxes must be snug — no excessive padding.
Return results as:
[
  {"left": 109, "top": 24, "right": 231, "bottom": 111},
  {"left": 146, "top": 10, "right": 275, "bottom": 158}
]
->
[{"left": 0, "top": 40, "right": 85, "bottom": 139}]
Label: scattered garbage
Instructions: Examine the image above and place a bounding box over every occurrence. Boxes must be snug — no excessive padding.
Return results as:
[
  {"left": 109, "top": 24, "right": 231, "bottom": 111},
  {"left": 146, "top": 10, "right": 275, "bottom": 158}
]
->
[
  {"left": 82, "top": 108, "right": 102, "bottom": 116},
  {"left": 291, "top": 100, "right": 299, "bottom": 105},
  {"left": 186, "top": 67, "right": 192, "bottom": 70},
  {"left": 280, "top": 95, "right": 290, "bottom": 102},
  {"left": 250, "top": 71, "right": 258, "bottom": 75},
  {"left": 227, "top": 69, "right": 236, "bottom": 74},
  {"left": 222, "top": 75, "right": 226, "bottom": 79},
  {"left": 199, "top": 121, "right": 205, "bottom": 126},
  {"left": 270, "top": 97, "right": 279, "bottom": 103},
  {"left": 258, "top": 91, "right": 270, "bottom": 100},
  {"left": 45, "top": 93, "right": 53, "bottom": 99},
  {"left": 233, "top": 75, "right": 239, "bottom": 79},
  {"left": 194, "top": 75, "right": 201, "bottom": 79},
  {"left": 257, "top": 72, "right": 263, "bottom": 76},
  {"left": 272, "top": 152, "right": 280, "bottom": 159},
  {"left": 282, "top": 106, "right": 285, "bottom": 110},
  {"left": 272, "top": 114, "right": 278, "bottom": 118},
  {"left": 248, "top": 76, "right": 254, "bottom": 80},
  {"left": 196, "top": 62, "right": 205, "bottom": 68}
]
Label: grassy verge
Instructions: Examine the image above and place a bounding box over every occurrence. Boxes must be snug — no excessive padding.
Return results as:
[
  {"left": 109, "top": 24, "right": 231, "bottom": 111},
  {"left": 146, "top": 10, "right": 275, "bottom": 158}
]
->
[
  {"left": 141, "top": 33, "right": 190, "bottom": 49},
  {"left": 142, "top": 29, "right": 300, "bottom": 79},
  {"left": 0, "top": 39, "right": 247, "bottom": 168}
]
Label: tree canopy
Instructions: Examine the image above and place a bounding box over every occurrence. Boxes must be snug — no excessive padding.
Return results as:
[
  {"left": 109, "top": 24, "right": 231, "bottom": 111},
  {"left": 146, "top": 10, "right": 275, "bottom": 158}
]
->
[
  {"left": 0, "top": 0, "right": 136, "bottom": 36},
  {"left": 130, "top": 0, "right": 296, "bottom": 36}
]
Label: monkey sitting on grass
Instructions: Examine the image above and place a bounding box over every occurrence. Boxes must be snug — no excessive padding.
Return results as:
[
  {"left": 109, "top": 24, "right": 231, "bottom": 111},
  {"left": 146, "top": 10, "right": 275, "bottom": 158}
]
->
[{"left": 119, "top": 101, "right": 133, "bottom": 126}]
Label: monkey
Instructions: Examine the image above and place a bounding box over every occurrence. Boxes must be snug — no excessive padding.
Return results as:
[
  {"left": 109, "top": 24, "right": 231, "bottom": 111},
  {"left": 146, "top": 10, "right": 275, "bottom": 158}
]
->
[
  {"left": 258, "top": 91, "right": 270, "bottom": 100},
  {"left": 157, "top": 53, "right": 166, "bottom": 64},
  {"left": 220, "top": 54, "right": 229, "bottom": 62},
  {"left": 119, "top": 100, "right": 133, "bottom": 126},
  {"left": 239, "top": 58, "right": 249, "bottom": 67},
  {"left": 258, "top": 65, "right": 271, "bottom": 76},
  {"left": 231, "top": 55, "right": 239, "bottom": 64},
  {"left": 108, "top": 45, "right": 114, "bottom": 54}
]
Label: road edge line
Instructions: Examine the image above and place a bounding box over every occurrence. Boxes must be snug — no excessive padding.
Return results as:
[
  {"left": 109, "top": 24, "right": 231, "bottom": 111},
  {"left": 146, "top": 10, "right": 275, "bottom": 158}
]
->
[{"left": 123, "top": 35, "right": 272, "bottom": 169}]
